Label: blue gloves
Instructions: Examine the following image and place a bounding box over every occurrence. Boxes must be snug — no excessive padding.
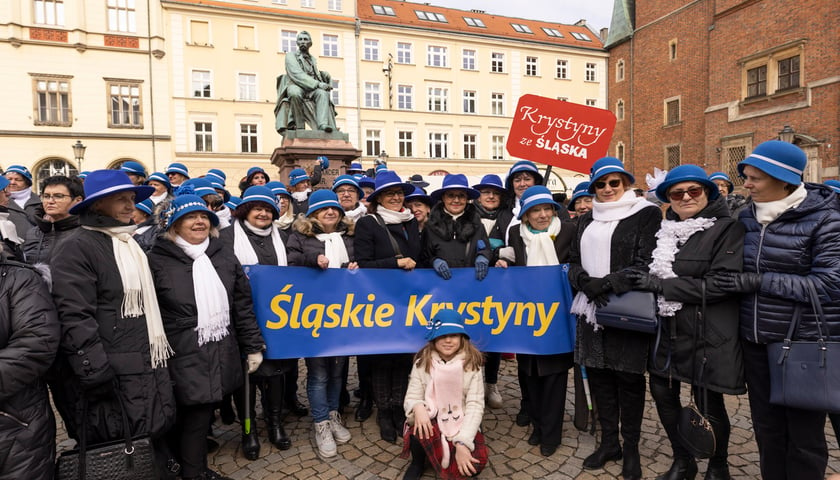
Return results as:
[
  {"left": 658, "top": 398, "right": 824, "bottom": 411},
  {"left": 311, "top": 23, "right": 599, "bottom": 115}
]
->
[
  {"left": 317, "top": 155, "right": 329, "bottom": 169},
  {"left": 475, "top": 255, "right": 489, "bottom": 281},
  {"left": 433, "top": 258, "right": 452, "bottom": 280}
]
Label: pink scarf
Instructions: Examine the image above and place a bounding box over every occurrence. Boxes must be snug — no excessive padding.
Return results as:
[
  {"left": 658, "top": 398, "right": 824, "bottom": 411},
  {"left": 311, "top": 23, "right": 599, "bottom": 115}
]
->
[{"left": 424, "top": 354, "right": 465, "bottom": 468}]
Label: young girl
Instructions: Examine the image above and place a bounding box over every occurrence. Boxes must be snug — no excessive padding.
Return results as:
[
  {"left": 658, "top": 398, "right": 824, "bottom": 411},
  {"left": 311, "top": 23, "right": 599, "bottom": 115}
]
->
[{"left": 401, "top": 309, "right": 488, "bottom": 480}]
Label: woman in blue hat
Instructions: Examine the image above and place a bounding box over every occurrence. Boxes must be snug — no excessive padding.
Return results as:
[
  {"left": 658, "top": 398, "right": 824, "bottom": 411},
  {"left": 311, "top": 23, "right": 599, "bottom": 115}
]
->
[
  {"left": 4, "top": 165, "right": 41, "bottom": 235},
  {"left": 713, "top": 140, "right": 840, "bottom": 480},
  {"left": 404, "top": 186, "right": 432, "bottom": 232},
  {"left": 628, "top": 165, "right": 746, "bottom": 480},
  {"left": 568, "top": 181, "right": 594, "bottom": 218},
  {"left": 148, "top": 194, "right": 264, "bottom": 480},
  {"left": 708, "top": 171, "right": 748, "bottom": 215},
  {"left": 146, "top": 172, "right": 173, "bottom": 206},
  {"left": 238, "top": 166, "right": 271, "bottom": 195},
  {"left": 332, "top": 175, "right": 367, "bottom": 222},
  {"left": 568, "top": 157, "right": 662, "bottom": 480}
]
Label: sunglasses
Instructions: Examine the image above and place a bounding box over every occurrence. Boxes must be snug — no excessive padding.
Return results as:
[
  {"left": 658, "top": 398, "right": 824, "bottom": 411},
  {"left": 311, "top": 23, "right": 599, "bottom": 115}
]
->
[
  {"left": 594, "top": 179, "right": 622, "bottom": 189},
  {"left": 668, "top": 186, "right": 705, "bottom": 202}
]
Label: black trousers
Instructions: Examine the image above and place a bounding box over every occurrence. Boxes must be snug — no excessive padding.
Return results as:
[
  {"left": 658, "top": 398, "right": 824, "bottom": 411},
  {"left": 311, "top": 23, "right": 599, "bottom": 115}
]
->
[
  {"left": 170, "top": 403, "right": 215, "bottom": 478},
  {"left": 484, "top": 352, "right": 501, "bottom": 384},
  {"left": 742, "top": 340, "right": 827, "bottom": 480},
  {"left": 523, "top": 369, "right": 569, "bottom": 448},
  {"left": 370, "top": 353, "right": 413, "bottom": 411},
  {"left": 649, "top": 374, "right": 730, "bottom": 466},
  {"left": 586, "top": 367, "right": 645, "bottom": 448}
]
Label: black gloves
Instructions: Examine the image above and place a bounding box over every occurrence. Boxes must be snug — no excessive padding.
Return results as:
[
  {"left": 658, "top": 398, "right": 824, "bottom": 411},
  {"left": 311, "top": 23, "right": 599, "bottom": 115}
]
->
[
  {"left": 714, "top": 272, "right": 762, "bottom": 293},
  {"left": 582, "top": 277, "right": 612, "bottom": 307},
  {"left": 605, "top": 272, "right": 634, "bottom": 295},
  {"left": 626, "top": 271, "right": 663, "bottom": 293}
]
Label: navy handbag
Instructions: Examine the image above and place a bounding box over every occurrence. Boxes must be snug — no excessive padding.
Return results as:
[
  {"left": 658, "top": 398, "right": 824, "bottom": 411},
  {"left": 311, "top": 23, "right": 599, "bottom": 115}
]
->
[{"left": 595, "top": 290, "right": 658, "bottom": 334}]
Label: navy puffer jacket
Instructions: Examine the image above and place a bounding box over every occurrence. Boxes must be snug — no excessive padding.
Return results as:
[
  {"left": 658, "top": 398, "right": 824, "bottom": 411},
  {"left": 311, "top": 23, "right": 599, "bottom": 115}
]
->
[{"left": 739, "top": 183, "right": 840, "bottom": 343}]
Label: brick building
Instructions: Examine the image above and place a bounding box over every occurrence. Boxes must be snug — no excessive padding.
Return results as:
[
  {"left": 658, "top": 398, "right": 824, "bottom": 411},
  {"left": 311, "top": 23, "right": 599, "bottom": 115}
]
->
[{"left": 605, "top": 0, "right": 840, "bottom": 188}]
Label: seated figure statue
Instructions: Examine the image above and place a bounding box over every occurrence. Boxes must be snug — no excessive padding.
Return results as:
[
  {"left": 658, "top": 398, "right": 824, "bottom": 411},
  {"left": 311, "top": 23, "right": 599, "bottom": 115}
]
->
[{"left": 275, "top": 31, "right": 337, "bottom": 134}]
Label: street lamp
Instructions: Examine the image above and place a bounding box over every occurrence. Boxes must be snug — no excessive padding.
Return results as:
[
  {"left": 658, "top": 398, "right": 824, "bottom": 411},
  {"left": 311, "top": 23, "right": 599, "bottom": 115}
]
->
[
  {"left": 778, "top": 125, "right": 796, "bottom": 144},
  {"left": 72, "top": 140, "right": 86, "bottom": 172}
]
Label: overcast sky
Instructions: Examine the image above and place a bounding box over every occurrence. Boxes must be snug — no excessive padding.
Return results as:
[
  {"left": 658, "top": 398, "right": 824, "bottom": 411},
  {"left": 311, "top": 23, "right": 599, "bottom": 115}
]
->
[{"left": 427, "top": 0, "right": 615, "bottom": 33}]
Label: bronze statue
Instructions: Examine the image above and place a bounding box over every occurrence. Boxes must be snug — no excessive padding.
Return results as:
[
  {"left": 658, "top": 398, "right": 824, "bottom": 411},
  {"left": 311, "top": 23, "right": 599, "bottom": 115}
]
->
[{"left": 274, "top": 31, "right": 337, "bottom": 134}]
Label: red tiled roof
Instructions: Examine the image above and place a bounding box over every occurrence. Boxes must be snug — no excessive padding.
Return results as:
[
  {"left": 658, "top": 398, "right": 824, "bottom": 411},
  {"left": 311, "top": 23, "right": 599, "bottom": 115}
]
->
[
  {"left": 162, "top": 0, "right": 355, "bottom": 24},
  {"left": 358, "top": 0, "right": 604, "bottom": 50}
]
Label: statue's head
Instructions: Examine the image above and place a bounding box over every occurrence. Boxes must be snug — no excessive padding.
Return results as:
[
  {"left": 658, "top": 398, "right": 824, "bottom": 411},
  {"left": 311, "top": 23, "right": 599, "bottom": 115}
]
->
[{"left": 296, "top": 31, "right": 312, "bottom": 50}]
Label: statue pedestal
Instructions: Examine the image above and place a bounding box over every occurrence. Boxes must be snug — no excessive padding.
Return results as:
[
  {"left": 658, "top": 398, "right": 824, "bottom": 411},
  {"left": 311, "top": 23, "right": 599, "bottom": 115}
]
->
[{"left": 270, "top": 130, "right": 362, "bottom": 189}]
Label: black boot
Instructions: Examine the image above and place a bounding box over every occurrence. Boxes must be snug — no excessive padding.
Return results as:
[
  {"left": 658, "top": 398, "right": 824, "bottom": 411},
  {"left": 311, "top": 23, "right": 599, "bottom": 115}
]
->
[
  {"left": 584, "top": 370, "right": 622, "bottom": 470},
  {"left": 266, "top": 376, "right": 291, "bottom": 450},
  {"left": 704, "top": 462, "right": 731, "bottom": 480},
  {"left": 583, "top": 443, "right": 623, "bottom": 469},
  {"left": 378, "top": 407, "right": 396, "bottom": 443},
  {"left": 219, "top": 394, "right": 236, "bottom": 425},
  {"left": 392, "top": 406, "right": 406, "bottom": 435},
  {"left": 403, "top": 436, "right": 426, "bottom": 480},
  {"left": 235, "top": 380, "right": 260, "bottom": 460},
  {"left": 621, "top": 444, "right": 642, "bottom": 480},
  {"left": 355, "top": 389, "right": 373, "bottom": 422},
  {"left": 656, "top": 457, "right": 697, "bottom": 480}
]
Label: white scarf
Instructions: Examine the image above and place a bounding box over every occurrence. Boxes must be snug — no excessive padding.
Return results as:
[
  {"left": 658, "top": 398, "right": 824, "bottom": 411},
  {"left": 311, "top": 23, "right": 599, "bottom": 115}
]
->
[
  {"left": 83, "top": 225, "right": 173, "bottom": 368},
  {"left": 424, "top": 352, "right": 465, "bottom": 469},
  {"left": 521, "top": 217, "right": 561, "bottom": 266},
  {"left": 505, "top": 202, "right": 522, "bottom": 244},
  {"left": 571, "top": 190, "right": 657, "bottom": 329},
  {"left": 754, "top": 184, "right": 807, "bottom": 225},
  {"left": 344, "top": 203, "right": 368, "bottom": 222},
  {"left": 648, "top": 217, "right": 716, "bottom": 316},
  {"left": 174, "top": 235, "right": 230, "bottom": 346},
  {"left": 0, "top": 213, "right": 22, "bottom": 244},
  {"left": 9, "top": 187, "right": 32, "bottom": 209},
  {"left": 149, "top": 192, "right": 167, "bottom": 205},
  {"left": 215, "top": 207, "right": 231, "bottom": 229},
  {"left": 315, "top": 232, "right": 349, "bottom": 268},
  {"left": 291, "top": 190, "right": 310, "bottom": 203},
  {"left": 376, "top": 204, "right": 414, "bottom": 224},
  {"left": 233, "top": 220, "right": 288, "bottom": 266},
  {"left": 274, "top": 209, "right": 295, "bottom": 230}
]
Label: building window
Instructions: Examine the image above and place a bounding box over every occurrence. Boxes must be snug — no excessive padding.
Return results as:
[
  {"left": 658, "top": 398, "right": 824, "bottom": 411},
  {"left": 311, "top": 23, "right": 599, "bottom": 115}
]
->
[
  {"left": 33, "top": 77, "right": 71, "bottom": 126},
  {"left": 192, "top": 70, "right": 212, "bottom": 98},
  {"left": 463, "top": 90, "right": 476, "bottom": 114},
  {"left": 108, "top": 82, "right": 141, "bottom": 128},
  {"left": 777, "top": 56, "right": 800, "bottom": 91},
  {"left": 511, "top": 23, "right": 533, "bottom": 34},
  {"left": 747, "top": 65, "right": 767, "bottom": 98},
  {"left": 398, "top": 131, "right": 414, "bottom": 157},
  {"left": 525, "top": 56, "right": 538, "bottom": 76},
  {"left": 586, "top": 99, "right": 597, "bottom": 107},
  {"left": 616, "top": 59, "right": 625, "bottom": 82},
  {"left": 194, "top": 122, "right": 213, "bottom": 152},
  {"left": 557, "top": 97, "right": 568, "bottom": 102},
  {"left": 491, "top": 93, "right": 504, "bottom": 116},
  {"left": 669, "top": 39, "right": 678, "bottom": 61},
  {"left": 741, "top": 41, "right": 804, "bottom": 100},
  {"left": 666, "top": 145, "right": 681, "bottom": 169},
  {"left": 721, "top": 137, "right": 751, "bottom": 186},
  {"left": 571, "top": 31, "right": 591, "bottom": 41},
  {"left": 556, "top": 59, "right": 568, "bottom": 79},
  {"left": 37, "top": 159, "right": 78, "bottom": 182},
  {"left": 240, "top": 123, "right": 258, "bottom": 153},
  {"left": 236, "top": 25, "right": 255, "bottom": 50},
  {"left": 238, "top": 73, "right": 256, "bottom": 101},
  {"left": 585, "top": 63, "right": 597, "bottom": 82},
  {"left": 491, "top": 135, "right": 505, "bottom": 160},
  {"left": 428, "top": 87, "right": 448, "bottom": 112},
  {"left": 462, "top": 49, "right": 476, "bottom": 70},
  {"left": 280, "top": 30, "right": 297, "bottom": 53},
  {"left": 330, "top": 79, "right": 340, "bottom": 105},
  {"left": 363, "top": 39, "right": 380, "bottom": 61},
  {"left": 427, "top": 46, "right": 448, "bottom": 67},
  {"left": 616, "top": 142, "right": 625, "bottom": 161},
  {"left": 616, "top": 99, "right": 624, "bottom": 121},
  {"left": 397, "top": 42, "right": 412, "bottom": 64},
  {"left": 35, "top": 0, "right": 65, "bottom": 26},
  {"left": 364, "top": 82, "right": 381, "bottom": 108},
  {"left": 328, "top": 0, "right": 341, "bottom": 10},
  {"left": 372, "top": 4, "right": 395, "bottom": 15},
  {"left": 365, "top": 129, "right": 382, "bottom": 156},
  {"left": 415, "top": 10, "right": 447, "bottom": 23},
  {"left": 463, "top": 134, "right": 476, "bottom": 159},
  {"left": 301, "top": 0, "right": 313, "bottom": 7},
  {"left": 542, "top": 27, "right": 563, "bottom": 38},
  {"left": 428, "top": 132, "right": 448, "bottom": 158},
  {"left": 397, "top": 85, "right": 413, "bottom": 110},
  {"left": 491, "top": 52, "right": 505, "bottom": 73},
  {"left": 322, "top": 34, "right": 339, "bottom": 57},
  {"left": 107, "top": 0, "right": 136, "bottom": 33},
  {"left": 665, "top": 98, "right": 680, "bottom": 125},
  {"left": 463, "top": 17, "right": 485, "bottom": 28},
  {"left": 190, "top": 20, "right": 209, "bottom": 45}
]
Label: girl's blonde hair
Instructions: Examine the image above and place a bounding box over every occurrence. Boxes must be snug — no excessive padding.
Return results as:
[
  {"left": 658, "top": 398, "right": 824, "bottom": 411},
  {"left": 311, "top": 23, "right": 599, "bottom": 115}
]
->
[{"left": 413, "top": 334, "right": 484, "bottom": 373}]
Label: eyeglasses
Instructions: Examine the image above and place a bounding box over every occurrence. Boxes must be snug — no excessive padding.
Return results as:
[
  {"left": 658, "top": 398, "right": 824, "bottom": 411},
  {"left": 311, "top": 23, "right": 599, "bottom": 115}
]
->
[
  {"left": 334, "top": 187, "right": 357, "bottom": 195},
  {"left": 593, "top": 179, "right": 622, "bottom": 190},
  {"left": 479, "top": 190, "right": 500, "bottom": 197},
  {"left": 668, "top": 186, "right": 705, "bottom": 202},
  {"left": 380, "top": 190, "right": 405, "bottom": 198},
  {"left": 206, "top": 199, "right": 225, "bottom": 211},
  {"left": 41, "top": 193, "right": 71, "bottom": 201}
]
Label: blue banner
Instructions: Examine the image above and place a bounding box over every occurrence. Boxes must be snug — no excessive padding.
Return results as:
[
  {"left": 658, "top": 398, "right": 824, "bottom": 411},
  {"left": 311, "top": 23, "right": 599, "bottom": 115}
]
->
[{"left": 244, "top": 265, "right": 576, "bottom": 359}]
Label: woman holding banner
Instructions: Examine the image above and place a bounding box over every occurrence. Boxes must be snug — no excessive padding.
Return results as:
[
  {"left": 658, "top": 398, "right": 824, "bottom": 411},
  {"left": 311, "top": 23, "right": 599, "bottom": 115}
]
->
[{"left": 568, "top": 157, "right": 661, "bottom": 480}]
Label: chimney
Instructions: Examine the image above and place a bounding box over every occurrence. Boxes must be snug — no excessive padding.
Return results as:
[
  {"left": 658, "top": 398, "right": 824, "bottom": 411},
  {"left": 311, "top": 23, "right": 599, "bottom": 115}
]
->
[{"left": 600, "top": 27, "right": 609, "bottom": 41}]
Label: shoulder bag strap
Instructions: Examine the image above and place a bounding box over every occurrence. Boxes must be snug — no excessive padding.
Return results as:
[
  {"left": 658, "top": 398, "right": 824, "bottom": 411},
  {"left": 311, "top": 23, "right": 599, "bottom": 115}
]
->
[
  {"left": 697, "top": 279, "right": 709, "bottom": 417},
  {"left": 373, "top": 214, "right": 403, "bottom": 259}
]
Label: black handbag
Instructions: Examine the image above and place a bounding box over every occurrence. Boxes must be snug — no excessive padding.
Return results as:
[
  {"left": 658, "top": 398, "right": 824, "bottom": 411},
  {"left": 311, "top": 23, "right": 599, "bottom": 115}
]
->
[
  {"left": 676, "top": 280, "right": 716, "bottom": 459},
  {"left": 766, "top": 279, "right": 840, "bottom": 413},
  {"left": 595, "top": 290, "right": 658, "bottom": 334},
  {"left": 55, "top": 389, "right": 156, "bottom": 480}
]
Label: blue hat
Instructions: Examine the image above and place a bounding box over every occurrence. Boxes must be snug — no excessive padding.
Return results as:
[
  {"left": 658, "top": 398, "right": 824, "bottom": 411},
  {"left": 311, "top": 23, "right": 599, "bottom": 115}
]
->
[
  {"left": 347, "top": 162, "right": 364, "bottom": 174},
  {"left": 146, "top": 172, "right": 172, "bottom": 191},
  {"left": 655, "top": 165, "right": 720, "bottom": 203},
  {"left": 568, "top": 182, "right": 594, "bottom": 211},
  {"left": 5, "top": 165, "right": 33, "bottom": 186},
  {"left": 206, "top": 168, "right": 227, "bottom": 186},
  {"left": 505, "top": 161, "right": 544, "bottom": 191},
  {"left": 120, "top": 161, "right": 147, "bottom": 177},
  {"left": 430, "top": 174, "right": 480, "bottom": 203},
  {"left": 331, "top": 175, "right": 364, "bottom": 198},
  {"left": 70, "top": 169, "right": 154, "bottom": 215},
  {"left": 135, "top": 198, "right": 155, "bottom": 216},
  {"left": 205, "top": 177, "right": 230, "bottom": 202},
  {"left": 375, "top": 164, "right": 388, "bottom": 175},
  {"left": 473, "top": 174, "right": 505, "bottom": 192},
  {"left": 165, "top": 162, "right": 190, "bottom": 178},
  {"left": 266, "top": 181, "right": 292, "bottom": 199},
  {"left": 518, "top": 185, "right": 562, "bottom": 219},
  {"left": 824, "top": 180, "right": 840, "bottom": 194},
  {"left": 367, "top": 171, "right": 413, "bottom": 202},
  {"left": 0, "top": 176, "right": 9, "bottom": 191},
  {"left": 165, "top": 194, "right": 219, "bottom": 230},
  {"left": 240, "top": 185, "right": 280, "bottom": 217},
  {"left": 316, "top": 155, "right": 330, "bottom": 169},
  {"left": 588, "top": 157, "right": 635, "bottom": 193},
  {"left": 425, "top": 308, "right": 469, "bottom": 341},
  {"left": 738, "top": 140, "right": 806, "bottom": 186},
  {"left": 289, "top": 168, "right": 310, "bottom": 187},
  {"left": 306, "top": 189, "right": 343, "bottom": 217},
  {"left": 405, "top": 185, "right": 432, "bottom": 206},
  {"left": 246, "top": 166, "right": 269, "bottom": 183},
  {"left": 77, "top": 171, "right": 91, "bottom": 180},
  {"left": 225, "top": 196, "right": 242, "bottom": 210},
  {"left": 357, "top": 175, "right": 375, "bottom": 189},
  {"left": 180, "top": 178, "right": 216, "bottom": 198},
  {"left": 707, "top": 171, "right": 734, "bottom": 194}
]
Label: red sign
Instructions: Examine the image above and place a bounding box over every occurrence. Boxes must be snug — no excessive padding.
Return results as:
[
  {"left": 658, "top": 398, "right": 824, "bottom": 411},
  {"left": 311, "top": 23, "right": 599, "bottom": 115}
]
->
[{"left": 506, "top": 95, "right": 616, "bottom": 174}]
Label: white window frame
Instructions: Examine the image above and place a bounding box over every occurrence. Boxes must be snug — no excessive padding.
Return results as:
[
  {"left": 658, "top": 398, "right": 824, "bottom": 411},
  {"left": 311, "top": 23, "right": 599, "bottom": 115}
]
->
[
  {"left": 107, "top": 0, "right": 136, "bottom": 33},
  {"left": 365, "top": 129, "right": 382, "bottom": 156},
  {"left": 327, "top": 0, "right": 342, "bottom": 11},
  {"left": 491, "top": 52, "right": 505, "bottom": 73},
  {"left": 462, "top": 90, "right": 476, "bottom": 114},
  {"left": 463, "top": 134, "right": 477, "bottom": 159},
  {"left": 280, "top": 30, "right": 297, "bottom": 53},
  {"left": 427, "top": 87, "right": 448, "bottom": 112},
  {"left": 525, "top": 56, "right": 538, "bottom": 76},
  {"left": 330, "top": 79, "right": 340, "bottom": 105},
  {"left": 556, "top": 59, "right": 569, "bottom": 79},
  {"left": 491, "top": 135, "right": 505, "bottom": 160},
  {"left": 322, "top": 34, "right": 339, "bottom": 57},
  {"left": 585, "top": 63, "right": 597, "bottom": 82},
  {"left": 491, "top": 92, "right": 504, "bottom": 116},
  {"left": 427, "top": 45, "right": 448, "bottom": 67},
  {"left": 363, "top": 39, "right": 380, "bottom": 61},
  {"left": 398, "top": 130, "right": 414, "bottom": 157},
  {"left": 35, "top": 0, "right": 65, "bottom": 26},
  {"left": 237, "top": 73, "right": 257, "bottom": 101},
  {"left": 238, "top": 122, "right": 259, "bottom": 153},
  {"left": 191, "top": 70, "right": 212, "bottom": 98},
  {"left": 462, "top": 49, "right": 476, "bottom": 70},
  {"left": 428, "top": 132, "right": 449, "bottom": 159},
  {"left": 397, "top": 85, "right": 413, "bottom": 110},
  {"left": 364, "top": 82, "right": 381, "bottom": 108},
  {"left": 193, "top": 120, "right": 214, "bottom": 152},
  {"left": 396, "top": 42, "right": 413, "bottom": 64}
]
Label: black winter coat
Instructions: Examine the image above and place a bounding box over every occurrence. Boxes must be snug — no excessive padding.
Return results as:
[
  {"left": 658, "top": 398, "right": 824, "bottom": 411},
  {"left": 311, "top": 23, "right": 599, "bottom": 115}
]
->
[
  {"left": 508, "top": 220, "right": 576, "bottom": 376},
  {"left": 738, "top": 183, "right": 840, "bottom": 343},
  {"left": 48, "top": 212, "right": 176, "bottom": 443},
  {"left": 647, "top": 196, "right": 746, "bottom": 394},
  {"left": 355, "top": 214, "right": 421, "bottom": 269},
  {"left": 421, "top": 203, "right": 490, "bottom": 268},
  {"left": 148, "top": 236, "right": 265, "bottom": 405},
  {"left": 569, "top": 203, "right": 662, "bottom": 374},
  {"left": 22, "top": 214, "right": 80, "bottom": 264},
  {"left": 0, "top": 260, "right": 59, "bottom": 480},
  {"left": 474, "top": 203, "right": 513, "bottom": 264},
  {"left": 6, "top": 194, "right": 42, "bottom": 237},
  {"left": 287, "top": 218, "right": 355, "bottom": 268}
]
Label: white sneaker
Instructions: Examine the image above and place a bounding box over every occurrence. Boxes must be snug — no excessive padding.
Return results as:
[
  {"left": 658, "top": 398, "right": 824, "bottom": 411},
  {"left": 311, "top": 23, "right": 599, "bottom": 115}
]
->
[
  {"left": 329, "top": 410, "right": 352, "bottom": 444},
  {"left": 314, "top": 420, "right": 337, "bottom": 458},
  {"left": 486, "top": 383, "right": 503, "bottom": 409}
]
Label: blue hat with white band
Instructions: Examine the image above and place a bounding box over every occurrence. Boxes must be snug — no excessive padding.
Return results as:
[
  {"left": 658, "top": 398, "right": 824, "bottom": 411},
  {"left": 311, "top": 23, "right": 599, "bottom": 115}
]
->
[
  {"left": 738, "top": 140, "right": 806, "bottom": 186},
  {"left": 181, "top": 178, "right": 216, "bottom": 198},
  {"left": 708, "top": 171, "right": 734, "bottom": 194},
  {"left": 367, "top": 171, "right": 413, "bottom": 202},
  {"left": 135, "top": 198, "right": 155, "bottom": 216},
  {"left": 655, "top": 164, "right": 720, "bottom": 203},
  {"left": 347, "top": 162, "right": 364, "bottom": 174},
  {"left": 266, "top": 180, "right": 292, "bottom": 199},
  {"left": 306, "top": 189, "right": 343, "bottom": 217},
  {"left": 165, "top": 162, "right": 190, "bottom": 178},
  {"left": 825, "top": 180, "right": 840, "bottom": 194},
  {"left": 225, "top": 196, "right": 242, "bottom": 210},
  {"left": 289, "top": 168, "right": 310, "bottom": 187},
  {"left": 588, "top": 157, "right": 635, "bottom": 193},
  {"left": 146, "top": 172, "right": 171, "bottom": 191},
  {"left": 120, "top": 161, "right": 147, "bottom": 177},
  {"left": 165, "top": 194, "right": 219, "bottom": 229},
  {"left": 405, "top": 185, "right": 432, "bottom": 206},
  {"left": 332, "top": 175, "right": 364, "bottom": 199},
  {"left": 518, "top": 185, "right": 562, "bottom": 219},
  {"left": 425, "top": 308, "right": 469, "bottom": 341},
  {"left": 240, "top": 185, "right": 279, "bottom": 217},
  {"left": 357, "top": 175, "right": 375, "bottom": 190},
  {"left": 568, "top": 182, "right": 594, "bottom": 211},
  {"left": 5, "top": 165, "right": 33, "bottom": 185},
  {"left": 504, "top": 161, "right": 544, "bottom": 191},
  {"left": 206, "top": 168, "right": 227, "bottom": 186}
]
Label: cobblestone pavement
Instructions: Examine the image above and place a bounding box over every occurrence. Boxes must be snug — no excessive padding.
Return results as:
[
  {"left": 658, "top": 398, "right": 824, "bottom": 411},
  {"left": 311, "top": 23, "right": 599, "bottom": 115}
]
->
[{"left": 57, "top": 357, "right": 840, "bottom": 479}]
